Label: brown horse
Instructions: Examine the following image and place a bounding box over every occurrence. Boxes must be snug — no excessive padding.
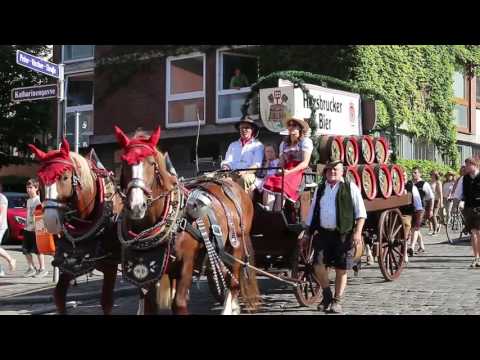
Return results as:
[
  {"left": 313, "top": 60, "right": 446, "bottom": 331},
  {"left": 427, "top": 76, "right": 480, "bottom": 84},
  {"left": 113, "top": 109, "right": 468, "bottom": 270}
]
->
[
  {"left": 115, "top": 126, "right": 260, "bottom": 314},
  {"left": 28, "top": 139, "right": 122, "bottom": 315}
]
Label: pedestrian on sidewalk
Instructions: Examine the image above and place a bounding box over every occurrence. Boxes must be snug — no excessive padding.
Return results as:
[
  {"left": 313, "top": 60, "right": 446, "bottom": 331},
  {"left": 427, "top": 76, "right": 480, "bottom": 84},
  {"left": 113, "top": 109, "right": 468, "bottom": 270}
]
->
[
  {"left": 429, "top": 170, "right": 443, "bottom": 235},
  {"left": 22, "top": 178, "right": 48, "bottom": 278},
  {"left": 0, "top": 183, "right": 16, "bottom": 277},
  {"left": 400, "top": 171, "right": 424, "bottom": 263},
  {"left": 453, "top": 157, "right": 480, "bottom": 268},
  {"left": 408, "top": 167, "right": 434, "bottom": 256}
]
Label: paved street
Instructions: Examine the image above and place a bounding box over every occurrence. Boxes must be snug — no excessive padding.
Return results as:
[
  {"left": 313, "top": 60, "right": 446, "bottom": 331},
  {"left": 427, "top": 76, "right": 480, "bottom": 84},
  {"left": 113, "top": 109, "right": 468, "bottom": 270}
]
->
[{"left": 1, "top": 228, "right": 480, "bottom": 315}]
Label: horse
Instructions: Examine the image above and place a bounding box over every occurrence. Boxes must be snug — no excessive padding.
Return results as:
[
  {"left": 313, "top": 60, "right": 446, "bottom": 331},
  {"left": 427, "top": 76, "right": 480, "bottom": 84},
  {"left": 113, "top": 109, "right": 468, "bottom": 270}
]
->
[
  {"left": 28, "top": 139, "right": 122, "bottom": 315},
  {"left": 114, "top": 125, "right": 260, "bottom": 315}
]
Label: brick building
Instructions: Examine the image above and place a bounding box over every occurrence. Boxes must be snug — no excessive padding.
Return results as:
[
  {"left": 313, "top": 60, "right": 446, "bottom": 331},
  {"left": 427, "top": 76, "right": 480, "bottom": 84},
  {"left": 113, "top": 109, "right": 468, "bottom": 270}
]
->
[{"left": 52, "top": 45, "right": 480, "bottom": 176}]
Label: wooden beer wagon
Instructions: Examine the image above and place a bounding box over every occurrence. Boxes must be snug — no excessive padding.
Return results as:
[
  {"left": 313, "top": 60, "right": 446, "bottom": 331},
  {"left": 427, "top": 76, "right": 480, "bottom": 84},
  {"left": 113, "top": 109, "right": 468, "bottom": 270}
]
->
[{"left": 247, "top": 133, "right": 411, "bottom": 307}]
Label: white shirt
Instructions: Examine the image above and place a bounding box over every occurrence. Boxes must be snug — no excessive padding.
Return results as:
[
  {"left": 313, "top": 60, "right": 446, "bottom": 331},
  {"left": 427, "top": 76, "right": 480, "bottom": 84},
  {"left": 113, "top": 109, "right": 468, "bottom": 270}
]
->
[
  {"left": 305, "top": 179, "right": 367, "bottom": 230},
  {"left": 442, "top": 181, "right": 455, "bottom": 198},
  {"left": 411, "top": 185, "right": 423, "bottom": 211},
  {"left": 221, "top": 139, "right": 264, "bottom": 171},
  {"left": 0, "top": 194, "right": 8, "bottom": 230},
  {"left": 25, "top": 196, "right": 41, "bottom": 232},
  {"left": 415, "top": 180, "right": 434, "bottom": 201}
]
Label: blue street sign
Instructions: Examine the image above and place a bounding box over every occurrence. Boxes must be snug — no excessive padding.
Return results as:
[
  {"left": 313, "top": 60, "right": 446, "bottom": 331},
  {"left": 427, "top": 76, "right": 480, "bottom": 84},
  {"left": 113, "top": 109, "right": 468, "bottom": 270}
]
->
[{"left": 16, "top": 50, "right": 60, "bottom": 79}]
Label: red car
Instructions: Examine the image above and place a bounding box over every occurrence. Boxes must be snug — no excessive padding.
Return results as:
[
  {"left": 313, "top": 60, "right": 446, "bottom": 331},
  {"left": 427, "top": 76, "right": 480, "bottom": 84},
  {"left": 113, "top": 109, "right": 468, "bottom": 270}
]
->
[{"left": 3, "top": 192, "right": 27, "bottom": 244}]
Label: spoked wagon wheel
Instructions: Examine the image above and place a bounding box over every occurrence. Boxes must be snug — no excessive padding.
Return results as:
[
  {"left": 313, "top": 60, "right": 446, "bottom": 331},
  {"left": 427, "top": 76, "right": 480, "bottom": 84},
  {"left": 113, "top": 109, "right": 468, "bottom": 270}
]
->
[
  {"left": 291, "top": 232, "right": 322, "bottom": 307},
  {"left": 377, "top": 208, "right": 407, "bottom": 281}
]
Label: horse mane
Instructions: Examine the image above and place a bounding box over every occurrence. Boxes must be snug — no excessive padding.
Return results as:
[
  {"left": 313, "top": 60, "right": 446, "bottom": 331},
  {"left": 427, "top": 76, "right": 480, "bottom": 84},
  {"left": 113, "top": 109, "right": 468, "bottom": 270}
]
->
[
  {"left": 69, "top": 152, "right": 96, "bottom": 194},
  {"left": 153, "top": 149, "right": 177, "bottom": 192}
]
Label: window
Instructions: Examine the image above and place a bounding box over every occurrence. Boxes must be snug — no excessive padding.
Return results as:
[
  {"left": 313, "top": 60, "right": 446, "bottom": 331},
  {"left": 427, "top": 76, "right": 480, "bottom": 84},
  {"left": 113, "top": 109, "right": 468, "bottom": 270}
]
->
[
  {"left": 63, "top": 45, "right": 94, "bottom": 62},
  {"left": 166, "top": 53, "right": 205, "bottom": 127},
  {"left": 64, "top": 73, "right": 94, "bottom": 148},
  {"left": 453, "top": 70, "right": 470, "bottom": 132},
  {"left": 217, "top": 49, "right": 259, "bottom": 123}
]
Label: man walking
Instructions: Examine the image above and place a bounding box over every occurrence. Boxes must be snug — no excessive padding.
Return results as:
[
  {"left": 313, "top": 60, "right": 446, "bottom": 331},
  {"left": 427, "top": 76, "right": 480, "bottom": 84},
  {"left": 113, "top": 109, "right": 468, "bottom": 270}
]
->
[
  {"left": 408, "top": 167, "right": 434, "bottom": 255},
  {"left": 303, "top": 160, "right": 367, "bottom": 314},
  {"left": 453, "top": 157, "right": 480, "bottom": 267}
]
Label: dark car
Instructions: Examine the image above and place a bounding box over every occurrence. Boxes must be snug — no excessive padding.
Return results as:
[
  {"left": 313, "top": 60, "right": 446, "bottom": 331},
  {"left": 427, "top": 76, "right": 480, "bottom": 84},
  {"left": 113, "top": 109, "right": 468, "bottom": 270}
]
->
[{"left": 2, "top": 192, "right": 27, "bottom": 244}]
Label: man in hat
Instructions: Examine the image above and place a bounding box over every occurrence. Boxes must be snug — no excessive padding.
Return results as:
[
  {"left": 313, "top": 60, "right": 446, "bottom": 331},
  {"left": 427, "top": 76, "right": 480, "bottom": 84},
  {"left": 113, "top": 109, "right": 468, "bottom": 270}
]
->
[
  {"left": 303, "top": 160, "right": 367, "bottom": 314},
  {"left": 453, "top": 157, "right": 480, "bottom": 267},
  {"left": 221, "top": 115, "right": 264, "bottom": 195}
]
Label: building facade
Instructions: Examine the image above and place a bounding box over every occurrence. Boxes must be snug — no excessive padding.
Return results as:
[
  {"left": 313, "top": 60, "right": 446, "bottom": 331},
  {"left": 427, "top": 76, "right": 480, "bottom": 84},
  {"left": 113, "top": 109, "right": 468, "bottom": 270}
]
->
[{"left": 52, "top": 45, "right": 480, "bottom": 176}]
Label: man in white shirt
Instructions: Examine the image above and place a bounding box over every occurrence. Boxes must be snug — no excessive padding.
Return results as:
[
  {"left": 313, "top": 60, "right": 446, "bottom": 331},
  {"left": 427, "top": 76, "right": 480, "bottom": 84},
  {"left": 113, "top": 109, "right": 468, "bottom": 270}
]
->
[
  {"left": 452, "top": 157, "right": 480, "bottom": 267},
  {"left": 408, "top": 167, "right": 434, "bottom": 256},
  {"left": 221, "top": 116, "right": 264, "bottom": 196},
  {"left": 303, "top": 160, "right": 367, "bottom": 314}
]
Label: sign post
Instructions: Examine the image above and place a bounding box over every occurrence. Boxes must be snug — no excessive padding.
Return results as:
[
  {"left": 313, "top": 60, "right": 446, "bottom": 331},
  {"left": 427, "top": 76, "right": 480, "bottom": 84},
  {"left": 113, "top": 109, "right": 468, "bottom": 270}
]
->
[
  {"left": 74, "top": 112, "right": 80, "bottom": 153},
  {"left": 15, "top": 50, "right": 65, "bottom": 148}
]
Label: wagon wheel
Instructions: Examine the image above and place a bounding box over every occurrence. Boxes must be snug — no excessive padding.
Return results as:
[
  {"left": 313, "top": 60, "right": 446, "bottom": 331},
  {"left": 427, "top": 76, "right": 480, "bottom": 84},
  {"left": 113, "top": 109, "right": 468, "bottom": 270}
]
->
[
  {"left": 377, "top": 208, "right": 407, "bottom": 281},
  {"left": 291, "top": 232, "right": 322, "bottom": 307}
]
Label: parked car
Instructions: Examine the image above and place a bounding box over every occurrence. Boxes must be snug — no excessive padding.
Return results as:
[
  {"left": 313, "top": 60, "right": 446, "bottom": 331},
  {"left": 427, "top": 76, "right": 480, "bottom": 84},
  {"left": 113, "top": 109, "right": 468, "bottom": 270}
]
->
[{"left": 2, "top": 192, "right": 27, "bottom": 244}]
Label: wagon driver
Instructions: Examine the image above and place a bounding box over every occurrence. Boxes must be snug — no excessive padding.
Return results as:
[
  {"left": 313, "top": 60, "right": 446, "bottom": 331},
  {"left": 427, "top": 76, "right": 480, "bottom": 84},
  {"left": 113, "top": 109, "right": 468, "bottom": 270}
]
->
[
  {"left": 303, "top": 160, "right": 367, "bottom": 314},
  {"left": 221, "top": 116, "right": 264, "bottom": 197}
]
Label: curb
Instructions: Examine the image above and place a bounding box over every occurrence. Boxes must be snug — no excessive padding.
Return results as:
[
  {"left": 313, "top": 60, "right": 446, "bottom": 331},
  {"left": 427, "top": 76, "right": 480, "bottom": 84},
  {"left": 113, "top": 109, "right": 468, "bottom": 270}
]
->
[{"left": 0, "top": 286, "right": 138, "bottom": 305}]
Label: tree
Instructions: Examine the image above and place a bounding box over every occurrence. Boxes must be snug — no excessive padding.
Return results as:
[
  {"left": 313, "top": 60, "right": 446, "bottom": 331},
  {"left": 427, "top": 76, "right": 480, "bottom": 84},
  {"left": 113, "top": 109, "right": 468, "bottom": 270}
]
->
[{"left": 0, "top": 45, "right": 53, "bottom": 167}]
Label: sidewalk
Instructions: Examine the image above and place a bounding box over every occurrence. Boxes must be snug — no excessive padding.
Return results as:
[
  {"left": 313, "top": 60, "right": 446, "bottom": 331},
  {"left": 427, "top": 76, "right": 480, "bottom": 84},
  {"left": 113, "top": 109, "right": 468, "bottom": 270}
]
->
[{"left": 0, "top": 246, "right": 136, "bottom": 305}]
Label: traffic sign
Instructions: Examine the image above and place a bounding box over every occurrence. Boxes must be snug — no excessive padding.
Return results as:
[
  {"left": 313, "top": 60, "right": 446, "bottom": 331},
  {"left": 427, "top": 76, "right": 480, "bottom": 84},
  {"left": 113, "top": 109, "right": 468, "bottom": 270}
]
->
[
  {"left": 11, "top": 84, "right": 58, "bottom": 102},
  {"left": 16, "top": 50, "right": 60, "bottom": 79}
]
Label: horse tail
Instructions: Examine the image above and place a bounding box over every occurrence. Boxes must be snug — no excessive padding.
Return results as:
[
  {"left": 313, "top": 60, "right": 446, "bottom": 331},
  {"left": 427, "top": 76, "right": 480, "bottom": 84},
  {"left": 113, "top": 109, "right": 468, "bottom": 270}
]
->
[{"left": 239, "top": 234, "right": 261, "bottom": 312}]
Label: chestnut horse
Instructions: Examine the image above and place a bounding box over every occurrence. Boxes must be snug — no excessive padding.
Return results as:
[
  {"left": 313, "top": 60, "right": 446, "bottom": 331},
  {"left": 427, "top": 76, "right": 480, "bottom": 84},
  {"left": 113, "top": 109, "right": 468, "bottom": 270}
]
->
[
  {"left": 29, "top": 139, "right": 122, "bottom": 315},
  {"left": 115, "top": 126, "right": 260, "bottom": 314}
]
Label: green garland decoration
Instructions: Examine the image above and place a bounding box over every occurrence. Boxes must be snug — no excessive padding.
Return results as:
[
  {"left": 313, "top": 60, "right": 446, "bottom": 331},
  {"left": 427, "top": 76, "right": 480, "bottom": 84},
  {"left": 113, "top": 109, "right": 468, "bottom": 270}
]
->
[{"left": 241, "top": 70, "right": 399, "bottom": 164}]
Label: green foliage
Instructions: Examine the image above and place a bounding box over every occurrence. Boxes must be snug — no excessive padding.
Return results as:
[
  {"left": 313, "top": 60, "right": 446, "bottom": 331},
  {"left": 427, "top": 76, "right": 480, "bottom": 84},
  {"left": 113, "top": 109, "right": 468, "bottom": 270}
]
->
[
  {"left": 395, "top": 159, "right": 457, "bottom": 181},
  {"left": 350, "top": 45, "right": 480, "bottom": 168},
  {"left": 0, "top": 45, "right": 53, "bottom": 167}
]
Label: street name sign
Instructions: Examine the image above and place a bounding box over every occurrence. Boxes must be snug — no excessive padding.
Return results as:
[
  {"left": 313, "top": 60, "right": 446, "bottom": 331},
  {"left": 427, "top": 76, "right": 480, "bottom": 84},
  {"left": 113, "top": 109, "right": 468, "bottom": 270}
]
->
[
  {"left": 11, "top": 84, "right": 58, "bottom": 102},
  {"left": 16, "top": 50, "right": 60, "bottom": 78}
]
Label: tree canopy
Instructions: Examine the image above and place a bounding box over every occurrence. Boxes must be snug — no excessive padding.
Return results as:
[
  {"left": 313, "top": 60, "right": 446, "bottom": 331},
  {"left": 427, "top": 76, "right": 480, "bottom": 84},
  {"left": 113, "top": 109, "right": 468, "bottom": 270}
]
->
[{"left": 0, "top": 45, "right": 53, "bottom": 167}]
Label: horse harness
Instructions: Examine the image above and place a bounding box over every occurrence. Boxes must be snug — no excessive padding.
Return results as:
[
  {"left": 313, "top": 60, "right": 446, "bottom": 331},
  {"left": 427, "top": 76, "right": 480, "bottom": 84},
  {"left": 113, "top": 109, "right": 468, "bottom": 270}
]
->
[
  {"left": 47, "top": 153, "right": 118, "bottom": 276},
  {"left": 178, "top": 178, "right": 253, "bottom": 297}
]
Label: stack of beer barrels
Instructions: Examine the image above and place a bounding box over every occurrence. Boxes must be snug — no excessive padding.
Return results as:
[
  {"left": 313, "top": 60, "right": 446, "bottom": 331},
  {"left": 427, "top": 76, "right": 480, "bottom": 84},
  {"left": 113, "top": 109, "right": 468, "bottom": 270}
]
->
[{"left": 318, "top": 135, "right": 406, "bottom": 200}]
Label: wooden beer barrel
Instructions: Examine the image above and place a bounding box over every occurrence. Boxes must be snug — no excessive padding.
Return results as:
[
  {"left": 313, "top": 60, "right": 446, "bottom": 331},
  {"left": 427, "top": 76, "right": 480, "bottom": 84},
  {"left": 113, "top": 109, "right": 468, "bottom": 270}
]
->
[
  {"left": 357, "top": 135, "right": 375, "bottom": 164},
  {"left": 318, "top": 135, "right": 344, "bottom": 163},
  {"left": 389, "top": 164, "right": 405, "bottom": 196},
  {"left": 344, "top": 137, "right": 359, "bottom": 166},
  {"left": 374, "top": 137, "right": 389, "bottom": 164},
  {"left": 374, "top": 164, "right": 393, "bottom": 199},
  {"left": 358, "top": 165, "right": 377, "bottom": 200},
  {"left": 345, "top": 166, "right": 361, "bottom": 189}
]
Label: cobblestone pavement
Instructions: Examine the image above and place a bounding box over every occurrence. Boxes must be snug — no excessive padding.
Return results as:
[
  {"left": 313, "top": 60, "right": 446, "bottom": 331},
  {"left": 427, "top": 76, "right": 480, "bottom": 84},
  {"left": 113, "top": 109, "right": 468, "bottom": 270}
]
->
[{"left": 1, "top": 228, "right": 480, "bottom": 315}]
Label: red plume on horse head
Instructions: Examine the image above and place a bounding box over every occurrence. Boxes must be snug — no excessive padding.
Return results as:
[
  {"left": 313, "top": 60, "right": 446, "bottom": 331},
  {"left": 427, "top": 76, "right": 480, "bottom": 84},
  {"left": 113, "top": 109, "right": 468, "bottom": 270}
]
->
[
  {"left": 28, "top": 143, "right": 47, "bottom": 161},
  {"left": 149, "top": 126, "right": 161, "bottom": 148},
  {"left": 28, "top": 138, "right": 74, "bottom": 185},
  {"left": 114, "top": 125, "right": 162, "bottom": 165},
  {"left": 114, "top": 126, "right": 130, "bottom": 148}
]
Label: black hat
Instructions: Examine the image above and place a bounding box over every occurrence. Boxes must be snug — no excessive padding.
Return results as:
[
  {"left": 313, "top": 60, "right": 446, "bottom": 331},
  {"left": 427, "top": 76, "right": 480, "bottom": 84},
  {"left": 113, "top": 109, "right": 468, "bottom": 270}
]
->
[
  {"left": 325, "top": 160, "right": 344, "bottom": 169},
  {"left": 235, "top": 116, "right": 259, "bottom": 135}
]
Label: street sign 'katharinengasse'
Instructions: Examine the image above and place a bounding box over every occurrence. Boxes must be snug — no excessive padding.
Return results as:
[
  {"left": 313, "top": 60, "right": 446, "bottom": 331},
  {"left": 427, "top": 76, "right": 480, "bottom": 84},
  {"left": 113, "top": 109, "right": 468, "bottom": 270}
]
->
[{"left": 11, "top": 84, "right": 58, "bottom": 102}]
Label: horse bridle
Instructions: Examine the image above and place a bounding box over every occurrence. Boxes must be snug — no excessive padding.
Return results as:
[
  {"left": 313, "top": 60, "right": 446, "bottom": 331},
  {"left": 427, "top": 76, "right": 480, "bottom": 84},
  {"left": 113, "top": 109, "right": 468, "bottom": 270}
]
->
[
  {"left": 120, "top": 150, "right": 175, "bottom": 209},
  {"left": 42, "top": 159, "right": 81, "bottom": 213}
]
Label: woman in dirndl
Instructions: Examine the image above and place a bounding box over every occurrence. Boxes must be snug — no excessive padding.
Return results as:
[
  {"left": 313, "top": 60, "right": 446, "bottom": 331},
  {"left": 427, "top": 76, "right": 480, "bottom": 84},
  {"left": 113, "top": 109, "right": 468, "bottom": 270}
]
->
[{"left": 262, "top": 117, "right": 313, "bottom": 211}]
